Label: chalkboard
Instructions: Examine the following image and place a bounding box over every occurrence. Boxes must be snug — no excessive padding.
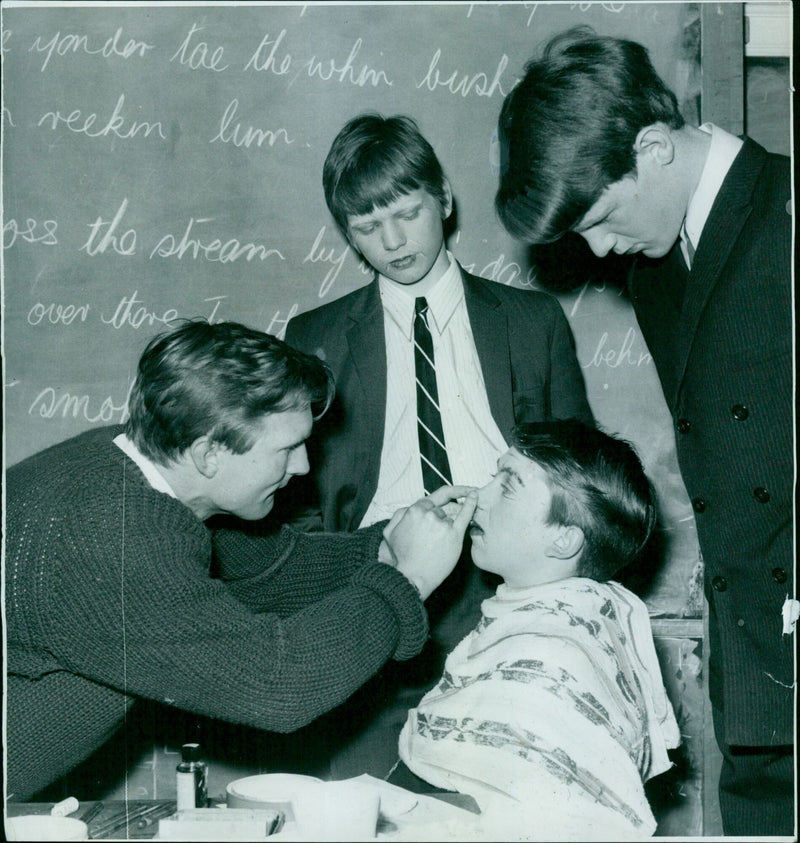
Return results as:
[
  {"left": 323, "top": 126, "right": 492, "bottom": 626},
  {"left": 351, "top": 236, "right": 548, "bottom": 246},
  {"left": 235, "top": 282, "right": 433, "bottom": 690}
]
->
[{"left": 2, "top": 1, "right": 703, "bottom": 617}]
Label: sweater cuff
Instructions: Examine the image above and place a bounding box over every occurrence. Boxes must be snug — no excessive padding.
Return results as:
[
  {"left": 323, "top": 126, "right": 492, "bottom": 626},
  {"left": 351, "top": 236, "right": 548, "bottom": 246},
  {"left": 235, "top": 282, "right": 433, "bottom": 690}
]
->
[
  {"left": 357, "top": 520, "right": 389, "bottom": 564},
  {"left": 351, "top": 562, "right": 429, "bottom": 661}
]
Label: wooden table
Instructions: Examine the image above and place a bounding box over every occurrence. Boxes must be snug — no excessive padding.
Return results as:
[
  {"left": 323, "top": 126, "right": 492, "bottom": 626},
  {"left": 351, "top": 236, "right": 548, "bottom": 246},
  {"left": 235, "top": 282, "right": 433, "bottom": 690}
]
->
[
  {"left": 6, "top": 790, "right": 478, "bottom": 840},
  {"left": 5, "top": 800, "right": 176, "bottom": 840}
]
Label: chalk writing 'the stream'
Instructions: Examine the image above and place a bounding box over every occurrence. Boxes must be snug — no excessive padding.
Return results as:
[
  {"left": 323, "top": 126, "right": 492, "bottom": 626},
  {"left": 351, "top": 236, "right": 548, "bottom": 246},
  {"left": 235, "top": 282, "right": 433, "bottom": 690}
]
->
[{"left": 151, "top": 218, "right": 285, "bottom": 264}]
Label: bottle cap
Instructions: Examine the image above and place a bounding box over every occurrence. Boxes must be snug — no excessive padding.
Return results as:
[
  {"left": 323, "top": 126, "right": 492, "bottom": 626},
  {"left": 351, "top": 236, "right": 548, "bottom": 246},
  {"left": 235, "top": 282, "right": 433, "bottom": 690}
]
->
[{"left": 181, "top": 743, "right": 202, "bottom": 762}]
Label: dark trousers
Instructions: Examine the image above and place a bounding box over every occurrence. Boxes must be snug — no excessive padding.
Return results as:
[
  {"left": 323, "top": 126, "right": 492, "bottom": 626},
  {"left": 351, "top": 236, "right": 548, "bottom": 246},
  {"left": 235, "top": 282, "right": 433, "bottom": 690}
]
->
[{"left": 712, "top": 704, "right": 795, "bottom": 836}]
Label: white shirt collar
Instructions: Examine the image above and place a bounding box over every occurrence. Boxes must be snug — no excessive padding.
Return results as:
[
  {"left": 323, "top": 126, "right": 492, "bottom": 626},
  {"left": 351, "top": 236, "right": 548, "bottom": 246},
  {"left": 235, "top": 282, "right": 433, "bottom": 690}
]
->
[
  {"left": 378, "top": 251, "right": 463, "bottom": 339},
  {"left": 113, "top": 432, "right": 178, "bottom": 498},
  {"left": 683, "top": 123, "right": 744, "bottom": 255}
]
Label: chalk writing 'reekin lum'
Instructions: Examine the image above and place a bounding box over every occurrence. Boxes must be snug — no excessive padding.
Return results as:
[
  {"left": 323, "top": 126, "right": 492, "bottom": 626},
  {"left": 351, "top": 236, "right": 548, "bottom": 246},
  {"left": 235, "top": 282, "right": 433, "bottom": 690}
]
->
[
  {"left": 38, "top": 94, "right": 167, "bottom": 141},
  {"left": 211, "top": 99, "right": 294, "bottom": 149}
]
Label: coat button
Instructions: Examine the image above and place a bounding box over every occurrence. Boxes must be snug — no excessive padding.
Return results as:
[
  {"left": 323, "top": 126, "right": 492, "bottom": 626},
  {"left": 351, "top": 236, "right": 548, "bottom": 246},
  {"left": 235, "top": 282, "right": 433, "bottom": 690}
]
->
[
  {"left": 737, "top": 618, "right": 745, "bottom": 627},
  {"left": 753, "top": 487, "right": 770, "bottom": 503},
  {"left": 731, "top": 404, "right": 749, "bottom": 421},
  {"left": 692, "top": 497, "right": 707, "bottom": 513},
  {"left": 712, "top": 576, "right": 728, "bottom": 592},
  {"left": 772, "top": 567, "right": 787, "bottom": 584},
  {"left": 677, "top": 418, "right": 691, "bottom": 434}
]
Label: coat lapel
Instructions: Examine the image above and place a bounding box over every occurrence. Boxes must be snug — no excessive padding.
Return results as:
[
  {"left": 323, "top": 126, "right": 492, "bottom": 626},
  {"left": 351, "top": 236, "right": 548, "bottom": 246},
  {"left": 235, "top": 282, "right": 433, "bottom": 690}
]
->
[
  {"left": 671, "top": 140, "right": 766, "bottom": 406},
  {"left": 463, "top": 272, "right": 514, "bottom": 437},
  {"left": 344, "top": 280, "right": 387, "bottom": 526},
  {"left": 344, "top": 278, "right": 387, "bottom": 417}
]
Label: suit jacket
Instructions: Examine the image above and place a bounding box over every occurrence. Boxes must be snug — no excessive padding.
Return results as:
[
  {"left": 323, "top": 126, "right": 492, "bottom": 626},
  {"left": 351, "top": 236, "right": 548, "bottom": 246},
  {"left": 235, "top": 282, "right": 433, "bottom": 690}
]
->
[
  {"left": 281, "top": 268, "right": 593, "bottom": 777},
  {"left": 629, "top": 139, "right": 793, "bottom": 745},
  {"left": 284, "top": 268, "right": 594, "bottom": 533}
]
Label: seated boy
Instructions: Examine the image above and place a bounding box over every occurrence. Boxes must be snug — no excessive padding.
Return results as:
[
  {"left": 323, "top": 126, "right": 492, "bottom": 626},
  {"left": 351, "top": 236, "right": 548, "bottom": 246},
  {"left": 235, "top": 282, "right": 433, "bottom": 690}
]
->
[
  {"left": 283, "top": 113, "right": 593, "bottom": 779},
  {"left": 393, "top": 420, "right": 681, "bottom": 839}
]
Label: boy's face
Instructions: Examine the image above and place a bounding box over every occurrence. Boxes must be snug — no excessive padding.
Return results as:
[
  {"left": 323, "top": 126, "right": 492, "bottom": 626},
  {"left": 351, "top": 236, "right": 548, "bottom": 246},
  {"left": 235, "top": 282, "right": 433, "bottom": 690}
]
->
[
  {"left": 470, "top": 448, "right": 574, "bottom": 588},
  {"left": 346, "top": 185, "right": 452, "bottom": 293},
  {"left": 572, "top": 142, "right": 686, "bottom": 260},
  {"left": 204, "top": 408, "right": 312, "bottom": 521}
]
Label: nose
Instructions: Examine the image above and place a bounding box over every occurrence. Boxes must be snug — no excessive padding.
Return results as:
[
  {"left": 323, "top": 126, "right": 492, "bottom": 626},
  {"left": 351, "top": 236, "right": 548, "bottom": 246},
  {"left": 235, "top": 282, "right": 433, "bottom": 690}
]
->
[
  {"left": 288, "top": 444, "right": 310, "bottom": 477},
  {"left": 381, "top": 220, "right": 406, "bottom": 251},
  {"left": 580, "top": 229, "right": 614, "bottom": 258}
]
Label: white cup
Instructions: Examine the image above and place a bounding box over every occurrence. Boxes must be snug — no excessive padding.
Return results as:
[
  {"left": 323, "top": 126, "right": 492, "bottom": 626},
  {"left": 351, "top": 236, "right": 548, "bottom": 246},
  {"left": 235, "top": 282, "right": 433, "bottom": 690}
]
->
[
  {"left": 292, "top": 781, "right": 380, "bottom": 841},
  {"left": 5, "top": 815, "right": 88, "bottom": 841}
]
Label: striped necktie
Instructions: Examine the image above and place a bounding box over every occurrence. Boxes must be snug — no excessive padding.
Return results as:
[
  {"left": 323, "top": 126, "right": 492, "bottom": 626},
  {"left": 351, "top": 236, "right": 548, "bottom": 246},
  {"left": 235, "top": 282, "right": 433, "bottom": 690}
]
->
[
  {"left": 681, "top": 223, "right": 695, "bottom": 270},
  {"left": 414, "top": 297, "right": 452, "bottom": 494}
]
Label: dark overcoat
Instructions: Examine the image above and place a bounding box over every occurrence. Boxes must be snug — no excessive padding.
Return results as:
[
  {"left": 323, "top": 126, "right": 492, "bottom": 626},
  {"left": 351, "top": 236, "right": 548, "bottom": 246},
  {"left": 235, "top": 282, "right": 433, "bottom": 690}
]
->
[{"left": 629, "top": 139, "right": 794, "bottom": 745}]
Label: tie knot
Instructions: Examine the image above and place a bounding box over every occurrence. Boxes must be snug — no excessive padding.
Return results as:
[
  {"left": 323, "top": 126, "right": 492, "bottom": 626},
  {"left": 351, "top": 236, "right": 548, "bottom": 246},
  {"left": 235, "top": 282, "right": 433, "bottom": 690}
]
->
[{"left": 414, "top": 297, "right": 429, "bottom": 318}]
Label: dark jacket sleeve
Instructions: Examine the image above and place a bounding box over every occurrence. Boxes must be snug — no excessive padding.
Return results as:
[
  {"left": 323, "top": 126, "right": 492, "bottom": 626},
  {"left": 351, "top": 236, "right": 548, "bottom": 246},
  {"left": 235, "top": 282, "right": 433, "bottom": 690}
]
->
[
  {"left": 545, "top": 297, "right": 595, "bottom": 425},
  {"left": 277, "top": 313, "right": 327, "bottom": 531}
]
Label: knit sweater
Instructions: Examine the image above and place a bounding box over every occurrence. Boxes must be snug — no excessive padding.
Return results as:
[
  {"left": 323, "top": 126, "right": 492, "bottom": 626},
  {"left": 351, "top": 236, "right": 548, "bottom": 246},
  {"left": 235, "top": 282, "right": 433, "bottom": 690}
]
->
[{"left": 5, "top": 425, "right": 428, "bottom": 799}]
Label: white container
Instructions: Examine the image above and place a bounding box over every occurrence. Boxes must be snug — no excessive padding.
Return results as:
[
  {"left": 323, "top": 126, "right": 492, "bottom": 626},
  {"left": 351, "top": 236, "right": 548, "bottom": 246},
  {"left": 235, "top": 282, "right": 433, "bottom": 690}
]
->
[
  {"left": 226, "top": 773, "right": 322, "bottom": 821},
  {"left": 5, "top": 815, "right": 88, "bottom": 841},
  {"left": 293, "top": 781, "right": 380, "bottom": 841}
]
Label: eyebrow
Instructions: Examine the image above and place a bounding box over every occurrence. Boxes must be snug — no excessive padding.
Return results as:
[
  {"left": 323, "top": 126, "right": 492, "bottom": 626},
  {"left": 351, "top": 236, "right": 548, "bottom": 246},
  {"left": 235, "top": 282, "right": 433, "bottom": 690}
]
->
[
  {"left": 349, "top": 199, "right": 423, "bottom": 225},
  {"left": 498, "top": 464, "right": 525, "bottom": 487}
]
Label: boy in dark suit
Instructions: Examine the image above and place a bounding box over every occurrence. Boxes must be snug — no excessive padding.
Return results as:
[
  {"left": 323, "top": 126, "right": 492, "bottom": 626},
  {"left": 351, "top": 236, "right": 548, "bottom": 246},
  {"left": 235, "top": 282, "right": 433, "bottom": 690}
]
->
[
  {"left": 285, "top": 113, "right": 593, "bottom": 778},
  {"left": 495, "top": 28, "right": 794, "bottom": 836}
]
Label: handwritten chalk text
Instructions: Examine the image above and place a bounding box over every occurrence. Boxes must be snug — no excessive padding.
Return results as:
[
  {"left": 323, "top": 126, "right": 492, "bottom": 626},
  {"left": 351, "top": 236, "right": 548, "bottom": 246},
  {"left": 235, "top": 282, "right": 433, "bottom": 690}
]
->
[
  {"left": 29, "top": 382, "right": 133, "bottom": 424},
  {"left": 244, "top": 29, "right": 392, "bottom": 88},
  {"left": 150, "top": 218, "right": 285, "bottom": 264},
  {"left": 583, "top": 328, "right": 652, "bottom": 369},
  {"left": 39, "top": 93, "right": 166, "bottom": 141},
  {"left": 81, "top": 199, "right": 137, "bottom": 257},
  {"left": 28, "top": 301, "right": 90, "bottom": 326},
  {"left": 300, "top": 38, "right": 392, "bottom": 87},
  {"left": 170, "top": 22, "right": 230, "bottom": 71},
  {"left": 29, "top": 27, "right": 154, "bottom": 72},
  {"left": 4, "top": 218, "right": 58, "bottom": 249},
  {"left": 303, "top": 226, "right": 353, "bottom": 298},
  {"left": 417, "top": 50, "right": 511, "bottom": 98},
  {"left": 266, "top": 303, "right": 299, "bottom": 341},
  {"left": 101, "top": 291, "right": 179, "bottom": 330},
  {"left": 211, "top": 99, "right": 293, "bottom": 149},
  {"left": 244, "top": 30, "right": 292, "bottom": 75}
]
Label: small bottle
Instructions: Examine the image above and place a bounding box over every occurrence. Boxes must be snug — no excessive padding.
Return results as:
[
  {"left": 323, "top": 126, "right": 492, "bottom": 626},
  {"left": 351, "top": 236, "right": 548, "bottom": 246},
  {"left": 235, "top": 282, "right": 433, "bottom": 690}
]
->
[{"left": 176, "top": 743, "right": 208, "bottom": 810}]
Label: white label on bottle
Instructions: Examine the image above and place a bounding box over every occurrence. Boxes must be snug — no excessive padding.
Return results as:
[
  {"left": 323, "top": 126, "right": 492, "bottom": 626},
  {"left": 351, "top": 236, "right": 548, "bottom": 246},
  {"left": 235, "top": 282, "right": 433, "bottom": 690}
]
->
[{"left": 176, "top": 771, "right": 197, "bottom": 811}]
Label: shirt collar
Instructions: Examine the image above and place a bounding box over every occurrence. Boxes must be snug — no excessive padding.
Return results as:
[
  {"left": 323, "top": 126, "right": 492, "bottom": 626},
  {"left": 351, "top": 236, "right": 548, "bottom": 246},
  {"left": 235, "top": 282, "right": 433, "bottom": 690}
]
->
[
  {"left": 683, "top": 123, "right": 744, "bottom": 254},
  {"left": 379, "top": 251, "right": 463, "bottom": 339},
  {"left": 113, "top": 432, "right": 178, "bottom": 498}
]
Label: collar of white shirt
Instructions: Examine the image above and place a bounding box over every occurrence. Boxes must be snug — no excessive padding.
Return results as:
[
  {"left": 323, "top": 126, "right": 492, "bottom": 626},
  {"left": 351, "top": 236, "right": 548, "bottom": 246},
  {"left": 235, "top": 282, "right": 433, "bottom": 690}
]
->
[
  {"left": 113, "top": 432, "right": 178, "bottom": 498},
  {"left": 378, "top": 252, "right": 463, "bottom": 340},
  {"left": 681, "top": 123, "right": 744, "bottom": 263}
]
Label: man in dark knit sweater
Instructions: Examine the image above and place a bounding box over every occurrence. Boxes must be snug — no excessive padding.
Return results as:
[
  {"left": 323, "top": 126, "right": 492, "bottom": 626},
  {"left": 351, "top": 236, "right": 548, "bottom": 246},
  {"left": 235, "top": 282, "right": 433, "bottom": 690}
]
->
[{"left": 4, "top": 320, "right": 476, "bottom": 800}]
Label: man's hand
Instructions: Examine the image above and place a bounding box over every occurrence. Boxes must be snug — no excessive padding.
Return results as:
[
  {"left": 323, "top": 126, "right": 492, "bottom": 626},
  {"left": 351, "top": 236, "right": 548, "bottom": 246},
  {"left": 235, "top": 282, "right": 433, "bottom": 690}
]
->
[{"left": 381, "top": 485, "right": 477, "bottom": 600}]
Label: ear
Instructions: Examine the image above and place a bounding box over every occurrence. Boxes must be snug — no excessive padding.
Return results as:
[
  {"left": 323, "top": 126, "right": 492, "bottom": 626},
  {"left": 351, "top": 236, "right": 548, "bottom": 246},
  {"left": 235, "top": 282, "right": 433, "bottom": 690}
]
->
[
  {"left": 548, "top": 524, "right": 585, "bottom": 561},
  {"left": 440, "top": 178, "right": 453, "bottom": 219},
  {"left": 188, "top": 436, "right": 221, "bottom": 479},
  {"left": 633, "top": 123, "right": 675, "bottom": 167}
]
